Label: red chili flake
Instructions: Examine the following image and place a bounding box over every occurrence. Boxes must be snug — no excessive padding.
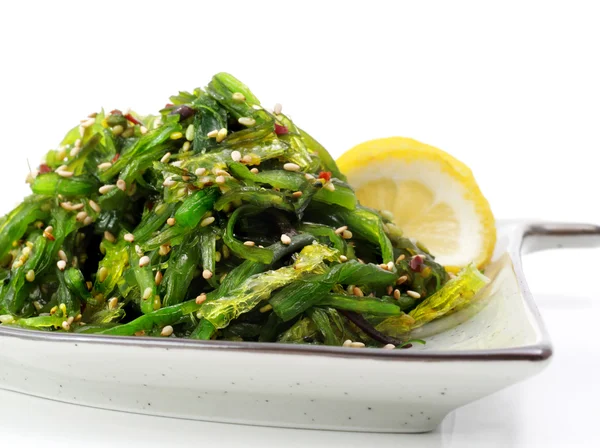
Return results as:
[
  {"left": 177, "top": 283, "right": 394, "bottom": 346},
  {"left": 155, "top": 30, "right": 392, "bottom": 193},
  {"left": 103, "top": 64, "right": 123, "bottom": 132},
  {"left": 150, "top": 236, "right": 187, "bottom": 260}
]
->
[
  {"left": 409, "top": 255, "right": 424, "bottom": 272},
  {"left": 274, "top": 123, "right": 289, "bottom": 135},
  {"left": 400, "top": 343, "right": 413, "bottom": 349},
  {"left": 110, "top": 109, "right": 123, "bottom": 116},
  {"left": 146, "top": 201, "right": 154, "bottom": 211},
  {"left": 125, "top": 113, "right": 143, "bottom": 126},
  {"left": 111, "top": 153, "right": 120, "bottom": 163},
  {"left": 318, "top": 171, "right": 332, "bottom": 182},
  {"left": 38, "top": 163, "right": 52, "bottom": 174},
  {"left": 165, "top": 103, "right": 174, "bottom": 108}
]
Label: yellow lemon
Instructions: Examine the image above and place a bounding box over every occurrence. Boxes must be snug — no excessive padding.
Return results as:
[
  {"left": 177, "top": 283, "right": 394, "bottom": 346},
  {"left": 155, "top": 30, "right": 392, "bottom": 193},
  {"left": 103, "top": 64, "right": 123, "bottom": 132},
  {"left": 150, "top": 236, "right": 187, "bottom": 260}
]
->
[{"left": 337, "top": 137, "right": 495, "bottom": 272}]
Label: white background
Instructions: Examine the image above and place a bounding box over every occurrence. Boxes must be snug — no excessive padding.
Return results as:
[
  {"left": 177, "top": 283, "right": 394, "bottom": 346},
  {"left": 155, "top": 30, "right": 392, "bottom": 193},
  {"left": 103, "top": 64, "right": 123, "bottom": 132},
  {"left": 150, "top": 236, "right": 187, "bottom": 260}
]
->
[{"left": 0, "top": 1, "right": 599, "bottom": 446}]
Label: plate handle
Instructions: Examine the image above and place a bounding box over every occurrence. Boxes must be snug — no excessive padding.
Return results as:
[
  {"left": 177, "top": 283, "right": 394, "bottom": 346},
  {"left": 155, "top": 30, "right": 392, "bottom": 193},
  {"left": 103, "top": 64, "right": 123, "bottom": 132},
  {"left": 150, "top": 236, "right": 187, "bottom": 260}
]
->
[{"left": 521, "top": 222, "right": 600, "bottom": 254}]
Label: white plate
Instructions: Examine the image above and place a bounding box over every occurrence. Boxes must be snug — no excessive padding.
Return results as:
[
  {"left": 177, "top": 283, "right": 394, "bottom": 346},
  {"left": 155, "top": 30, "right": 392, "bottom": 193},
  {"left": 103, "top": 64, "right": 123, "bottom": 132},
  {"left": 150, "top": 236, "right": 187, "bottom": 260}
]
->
[{"left": 0, "top": 221, "right": 598, "bottom": 433}]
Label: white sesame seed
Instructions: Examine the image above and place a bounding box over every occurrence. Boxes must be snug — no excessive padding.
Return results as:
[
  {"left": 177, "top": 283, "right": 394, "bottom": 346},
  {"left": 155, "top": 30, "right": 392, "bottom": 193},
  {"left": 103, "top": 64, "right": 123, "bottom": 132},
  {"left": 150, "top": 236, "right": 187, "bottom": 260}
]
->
[
  {"left": 43, "top": 226, "right": 53, "bottom": 237},
  {"left": 185, "top": 124, "right": 195, "bottom": 141},
  {"left": 97, "top": 162, "right": 112, "bottom": 171},
  {"left": 163, "top": 177, "right": 176, "bottom": 187},
  {"left": 158, "top": 244, "right": 170, "bottom": 256},
  {"left": 99, "top": 184, "right": 116, "bottom": 194},
  {"left": 142, "top": 287, "right": 153, "bottom": 300},
  {"left": 238, "top": 117, "right": 256, "bottom": 127},
  {"left": 407, "top": 290, "right": 421, "bottom": 299},
  {"left": 250, "top": 168, "right": 259, "bottom": 174},
  {"left": 98, "top": 266, "right": 109, "bottom": 282},
  {"left": 69, "top": 146, "right": 81, "bottom": 157},
  {"left": 339, "top": 255, "right": 348, "bottom": 262},
  {"left": 56, "top": 260, "right": 67, "bottom": 271},
  {"left": 124, "top": 233, "right": 135, "bottom": 242},
  {"left": 56, "top": 170, "right": 74, "bottom": 178},
  {"left": 140, "top": 126, "right": 148, "bottom": 134},
  {"left": 167, "top": 217, "right": 176, "bottom": 226},
  {"left": 57, "top": 165, "right": 69, "bottom": 172},
  {"left": 202, "top": 269, "right": 213, "bottom": 280},
  {"left": 393, "top": 289, "right": 401, "bottom": 300},
  {"left": 242, "top": 155, "right": 253, "bottom": 164},
  {"left": 161, "top": 325, "right": 174, "bottom": 337},
  {"left": 342, "top": 230, "right": 353, "bottom": 239},
  {"left": 154, "top": 271, "right": 163, "bottom": 286},
  {"left": 342, "top": 339, "right": 352, "bottom": 347},
  {"left": 383, "top": 344, "right": 396, "bottom": 350},
  {"left": 232, "top": 92, "right": 246, "bottom": 102},
  {"left": 200, "top": 216, "right": 215, "bottom": 227},
  {"left": 387, "top": 261, "right": 395, "bottom": 271},
  {"left": 207, "top": 129, "right": 219, "bottom": 138},
  {"left": 231, "top": 150, "right": 242, "bottom": 162},
  {"left": 79, "top": 126, "right": 85, "bottom": 137},
  {"left": 379, "top": 263, "right": 389, "bottom": 270},
  {"left": 160, "top": 152, "right": 171, "bottom": 163},
  {"left": 386, "top": 286, "right": 393, "bottom": 295},
  {"left": 58, "top": 250, "right": 67, "bottom": 261},
  {"left": 195, "top": 167, "right": 206, "bottom": 176},
  {"left": 74, "top": 138, "right": 82, "bottom": 149},
  {"left": 334, "top": 226, "right": 348, "bottom": 235},
  {"left": 396, "top": 275, "right": 408, "bottom": 285},
  {"left": 324, "top": 182, "right": 336, "bottom": 192},
  {"left": 283, "top": 162, "right": 300, "bottom": 172},
  {"left": 108, "top": 297, "right": 118, "bottom": 310},
  {"left": 182, "top": 141, "right": 191, "bottom": 152},
  {"left": 396, "top": 254, "right": 406, "bottom": 264},
  {"left": 304, "top": 173, "right": 315, "bottom": 181},
  {"left": 291, "top": 191, "right": 303, "bottom": 199},
  {"left": 216, "top": 128, "right": 228, "bottom": 143},
  {"left": 83, "top": 216, "right": 93, "bottom": 226},
  {"left": 274, "top": 103, "right": 282, "bottom": 114},
  {"left": 61, "top": 321, "right": 71, "bottom": 331},
  {"left": 195, "top": 293, "right": 207, "bottom": 305},
  {"left": 139, "top": 256, "right": 151, "bottom": 267},
  {"left": 280, "top": 234, "right": 292, "bottom": 245},
  {"left": 25, "top": 270, "right": 35, "bottom": 282},
  {"left": 12, "top": 260, "right": 23, "bottom": 269},
  {"left": 116, "top": 179, "right": 127, "bottom": 191},
  {"left": 87, "top": 200, "right": 100, "bottom": 213},
  {"left": 104, "top": 231, "right": 116, "bottom": 243},
  {"left": 349, "top": 342, "right": 366, "bottom": 348},
  {"left": 81, "top": 118, "right": 95, "bottom": 128},
  {"left": 243, "top": 241, "right": 256, "bottom": 247},
  {"left": 215, "top": 175, "right": 226, "bottom": 184},
  {"left": 353, "top": 286, "right": 364, "bottom": 297},
  {"left": 171, "top": 160, "right": 183, "bottom": 168}
]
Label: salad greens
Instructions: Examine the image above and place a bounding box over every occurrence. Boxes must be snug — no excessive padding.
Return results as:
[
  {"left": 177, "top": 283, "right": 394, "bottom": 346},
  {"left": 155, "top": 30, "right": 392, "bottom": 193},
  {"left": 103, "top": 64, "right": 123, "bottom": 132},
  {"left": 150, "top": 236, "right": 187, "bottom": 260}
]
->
[{"left": 0, "top": 73, "right": 489, "bottom": 348}]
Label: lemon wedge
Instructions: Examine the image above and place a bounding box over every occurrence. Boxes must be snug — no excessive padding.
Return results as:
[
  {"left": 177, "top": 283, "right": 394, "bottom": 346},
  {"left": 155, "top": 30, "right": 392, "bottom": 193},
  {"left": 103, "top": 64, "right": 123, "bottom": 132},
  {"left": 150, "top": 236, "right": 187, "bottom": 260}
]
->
[{"left": 336, "top": 137, "right": 495, "bottom": 272}]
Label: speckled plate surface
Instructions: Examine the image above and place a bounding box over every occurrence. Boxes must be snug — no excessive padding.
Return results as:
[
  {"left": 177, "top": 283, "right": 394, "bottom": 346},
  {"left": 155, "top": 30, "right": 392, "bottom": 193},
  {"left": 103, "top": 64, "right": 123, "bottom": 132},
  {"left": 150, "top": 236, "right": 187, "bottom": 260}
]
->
[{"left": 0, "top": 221, "right": 598, "bottom": 433}]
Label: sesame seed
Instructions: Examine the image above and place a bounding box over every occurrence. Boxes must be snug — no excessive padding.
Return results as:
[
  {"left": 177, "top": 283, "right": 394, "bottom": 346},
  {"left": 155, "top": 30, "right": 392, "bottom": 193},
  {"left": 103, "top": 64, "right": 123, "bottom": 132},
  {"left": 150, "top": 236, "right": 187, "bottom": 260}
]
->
[
  {"left": 139, "top": 256, "right": 151, "bottom": 267},
  {"left": 387, "top": 261, "right": 395, "bottom": 271},
  {"left": 163, "top": 177, "right": 176, "bottom": 187},
  {"left": 274, "top": 103, "right": 282, "bottom": 114},
  {"left": 161, "top": 325, "right": 174, "bottom": 337},
  {"left": 108, "top": 297, "right": 118, "bottom": 310},
  {"left": 215, "top": 169, "right": 230, "bottom": 177},
  {"left": 154, "top": 271, "right": 163, "bottom": 286},
  {"left": 56, "top": 170, "right": 74, "bottom": 178},
  {"left": 61, "top": 321, "right": 71, "bottom": 331},
  {"left": 195, "top": 167, "right": 206, "bottom": 176},
  {"left": 393, "top": 289, "right": 401, "bottom": 300},
  {"left": 167, "top": 217, "right": 176, "bottom": 226},
  {"left": 339, "top": 255, "right": 348, "bottom": 262},
  {"left": 202, "top": 269, "right": 213, "bottom": 280},
  {"left": 292, "top": 191, "right": 303, "bottom": 198},
  {"left": 69, "top": 146, "right": 81, "bottom": 157},
  {"left": 215, "top": 175, "right": 226, "bottom": 184},
  {"left": 142, "top": 287, "right": 153, "bottom": 300},
  {"left": 25, "top": 270, "right": 35, "bottom": 282},
  {"left": 124, "top": 233, "right": 135, "bottom": 242},
  {"left": 185, "top": 124, "right": 195, "bottom": 141},
  {"left": 116, "top": 179, "right": 127, "bottom": 191},
  {"left": 280, "top": 234, "right": 292, "bottom": 245},
  {"left": 232, "top": 92, "right": 246, "bottom": 102},
  {"left": 74, "top": 138, "right": 82, "bottom": 149},
  {"left": 58, "top": 250, "right": 67, "bottom": 261},
  {"left": 283, "top": 162, "right": 300, "bottom": 172},
  {"left": 207, "top": 129, "right": 219, "bottom": 138},
  {"left": 342, "top": 339, "right": 352, "bottom": 347},
  {"left": 83, "top": 216, "right": 93, "bottom": 226},
  {"left": 160, "top": 152, "right": 171, "bottom": 163},
  {"left": 182, "top": 141, "right": 191, "bottom": 152},
  {"left": 260, "top": 304, "right": 273, "bottom": 313},
  {"left": 243, "top": 241, "right": 256, "bottom": 247},
  {"left": 407, "top": 290, "right": 421, "bottom": 299},
  {"left": 242, "top": 155, "right": 253, "bottom": 164},
  {"left": 349, "top": 342, "right": 365, "bottom": 348},
  {"left": 305, "top": 173, "right": 315, "bottom": 181},
  {"left": 250, "top": 168, "right": 259, "bottom": 174},
  {"left": 383, "top": 344, "right": 396, "bottom": 350},
  {"left": 98, "top": 162, "right": 113, "bottom": 171},
  {"left": 231, "top": 150, "right": 242, "bottom": 162},
  {"left": 98, "top": 266, "right": 109, "bottom": 282},
  {"left": 158, "top": 244, "right": 171, "bottom": 256},
  {"left": 112, "top": 124, "right": 124, "bottom": 135},
  {"left": 88, "top": 200, "right": 101, "bottom": 213},
  {"left": 396, "top": 275, "right": 408, "bottom": 285},
  {"left": 195, "top": 293, "right": 207, "bottom": 305},
  {"left": 353, "top": 286, "right": 364, "bottom": 297},
  {"left": 200, "top": 216, "right": 215, "bottom": 227},
  {"left": 341, "top": 230, "right": 353, "bottom": 239},
  {"left": 81, "top": 117, "right": 95, "bottom": 128},
  {"left": 386, "top": 286, "right": 393, "bottom": 295},
  {"left": 396, "top": 254, "right": 406, "bottom": 264},
  {"left": 334, "top": 226, "right": 348, "bottom": 235},
  {"left": 57, "top": 260, "right": 67, "bottom": 271},
  {"left": 170, "top": 131, "right": 183, "bottom": 140},
  {"left": 99, "top": 184, "right": 116, "bottom": 194},
  {"left": 238, "top": 117, "right": 256, "bottom": 127},
  {"left": 140, "top": 126, "right": 148, "bottom": 134},
  {"left": 216, "top": 128, "right": 228, "bottom": 143},
  {"left": 324, "top": 182, "right": 336, "bottom": 192},
  {"left": 104, "top": 231, "right": 116, "bottom": 243}
]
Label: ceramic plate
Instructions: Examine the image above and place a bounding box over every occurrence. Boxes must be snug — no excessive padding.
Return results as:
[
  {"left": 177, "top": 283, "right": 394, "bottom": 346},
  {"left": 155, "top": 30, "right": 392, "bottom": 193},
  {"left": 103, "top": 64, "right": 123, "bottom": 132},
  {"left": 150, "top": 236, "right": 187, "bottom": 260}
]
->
[{"left": 1, "top": 221, "right": 598, "bottom": 433}]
